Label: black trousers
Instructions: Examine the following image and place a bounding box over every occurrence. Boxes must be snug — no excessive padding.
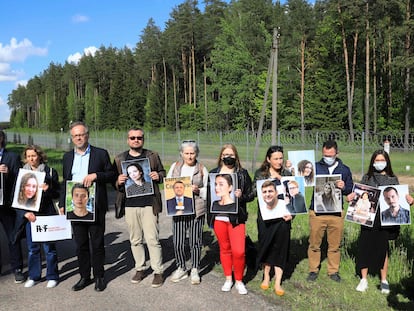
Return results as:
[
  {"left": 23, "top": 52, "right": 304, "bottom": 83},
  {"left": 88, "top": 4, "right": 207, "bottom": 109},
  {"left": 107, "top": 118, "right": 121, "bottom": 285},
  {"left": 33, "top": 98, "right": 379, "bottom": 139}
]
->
[
  {"left": 72, "top": 221, "right": 105, "bottom": 278},
  {"left": 0, "top": 210, "right": 23, "bottom": 271}
]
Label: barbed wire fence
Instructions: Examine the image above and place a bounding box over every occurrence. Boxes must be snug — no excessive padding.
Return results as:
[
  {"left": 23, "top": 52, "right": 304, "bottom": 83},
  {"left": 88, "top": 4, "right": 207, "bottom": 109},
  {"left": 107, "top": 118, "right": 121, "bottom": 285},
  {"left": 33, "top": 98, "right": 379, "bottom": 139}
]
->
[{"left": 6, "top": 129, "right": 414, "bottom": 177}]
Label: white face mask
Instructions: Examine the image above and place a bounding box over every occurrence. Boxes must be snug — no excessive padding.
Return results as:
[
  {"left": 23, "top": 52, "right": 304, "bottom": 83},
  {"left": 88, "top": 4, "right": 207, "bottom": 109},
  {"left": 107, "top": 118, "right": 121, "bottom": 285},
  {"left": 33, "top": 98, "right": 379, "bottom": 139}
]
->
[
  {"left": 373, "top": 161, "right": 387, "bottom": 171},
  {"left": 323, "top": 156, "right": 336, "bottom": 166}
]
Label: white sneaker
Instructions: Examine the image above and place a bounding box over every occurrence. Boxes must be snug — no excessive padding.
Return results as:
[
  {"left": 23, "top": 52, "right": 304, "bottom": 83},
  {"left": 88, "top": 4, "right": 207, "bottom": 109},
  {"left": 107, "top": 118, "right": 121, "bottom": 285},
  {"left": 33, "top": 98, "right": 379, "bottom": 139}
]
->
[
  {"left": 235, "top": 281, "right": 248, "bottom": 295},
  {"left": 190, "top": 268, "right": 200, "bottom": 285},
  {"left": 24, "top": 279, "right": 37, "bottom": 288},
  {"left": 221, "top": 280, "right": 233, "bottom": 292},
  {"left": 46, "top": 280, "right": 58, "bottom": 288},
  {"left": 356, "top": 278, "right": 368, "bottom": 292},
  {"left": 170, "top": 267, "right": 188, "bottom": 283}
]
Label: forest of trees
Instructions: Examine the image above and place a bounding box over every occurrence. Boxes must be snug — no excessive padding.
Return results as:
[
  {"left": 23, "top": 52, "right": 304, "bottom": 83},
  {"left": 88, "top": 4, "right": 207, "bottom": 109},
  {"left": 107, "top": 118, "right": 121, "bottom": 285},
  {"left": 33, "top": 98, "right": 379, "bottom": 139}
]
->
[{"left": 6, "top": 0, "right": 414, "bottom": 139}]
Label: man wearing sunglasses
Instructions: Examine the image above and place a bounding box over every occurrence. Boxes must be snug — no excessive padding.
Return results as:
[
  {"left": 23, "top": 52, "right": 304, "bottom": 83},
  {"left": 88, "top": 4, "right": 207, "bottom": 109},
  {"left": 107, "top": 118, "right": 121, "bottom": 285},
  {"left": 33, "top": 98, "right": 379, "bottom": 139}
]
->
[{"left": 113, "top": 127, "right": 166, "bottom": 288}]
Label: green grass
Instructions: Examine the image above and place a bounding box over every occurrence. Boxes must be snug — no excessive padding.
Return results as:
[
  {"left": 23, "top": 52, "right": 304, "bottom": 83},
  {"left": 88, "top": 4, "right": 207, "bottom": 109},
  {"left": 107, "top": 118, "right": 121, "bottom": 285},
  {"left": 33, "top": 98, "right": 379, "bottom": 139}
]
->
[{"left": 8, "top": 143, "right": 414, "bottom": 310}]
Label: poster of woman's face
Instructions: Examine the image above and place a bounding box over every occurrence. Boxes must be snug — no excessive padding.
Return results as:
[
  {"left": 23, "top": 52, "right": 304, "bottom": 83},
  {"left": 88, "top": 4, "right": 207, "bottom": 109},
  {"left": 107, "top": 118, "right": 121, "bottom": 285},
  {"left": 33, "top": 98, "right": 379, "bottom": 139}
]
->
[
  {"left": 345, "top": 183, "right": 381, "bottom": 227},
  {"left": 164, "top": 176, "right": 194, "bottom": 216},
  {"left": 121, "top": 158, "right": 154, "bottom": 198},
  {"left": 313, "top": 174, "right": 342, "bottom": 213},
  {"left": 12, "top": 168, "right": 45, "bottom": 212},
  {"left": 378, "top": 184, "right": 411, "bottom": 226},
  {"left": 257, "top": 179, "right": 288, "bottom": 220},
  {"left": 287, "top": 150, "right": 316, "bottom": 187},
  {"left": 65, "top": 181, "right": 96, "bottom": 222},
  {"left": 209, "top": 173, "right": 238, "bottom": 214}
]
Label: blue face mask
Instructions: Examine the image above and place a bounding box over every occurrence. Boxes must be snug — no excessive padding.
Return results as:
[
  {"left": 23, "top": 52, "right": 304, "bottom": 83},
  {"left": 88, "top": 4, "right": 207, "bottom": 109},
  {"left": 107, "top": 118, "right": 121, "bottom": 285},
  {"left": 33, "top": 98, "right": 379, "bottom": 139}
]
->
[{"left": 323, "top": 156, "right": 336, "bottom": 166}]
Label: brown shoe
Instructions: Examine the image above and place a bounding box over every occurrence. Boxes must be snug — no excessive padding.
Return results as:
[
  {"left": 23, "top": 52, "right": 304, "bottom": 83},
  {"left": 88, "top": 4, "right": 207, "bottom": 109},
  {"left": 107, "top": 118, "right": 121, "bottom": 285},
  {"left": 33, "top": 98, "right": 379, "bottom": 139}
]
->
[
  {"left": 151, "top": 273, "right": 163, "bottom": 288},
  {"left": 131, "top": 270, "right": 144, "bottom": 284}
]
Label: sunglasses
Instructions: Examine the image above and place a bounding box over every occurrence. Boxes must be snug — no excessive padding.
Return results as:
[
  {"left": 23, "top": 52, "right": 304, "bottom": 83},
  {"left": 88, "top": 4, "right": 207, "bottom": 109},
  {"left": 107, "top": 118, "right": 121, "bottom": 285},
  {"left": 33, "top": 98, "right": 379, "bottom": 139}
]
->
[
  {"left": 129, "top": 136, "right": 144, "bottom": 141},
  {"left": 182, "top": 140, "right": 196, "bottom": 143}
]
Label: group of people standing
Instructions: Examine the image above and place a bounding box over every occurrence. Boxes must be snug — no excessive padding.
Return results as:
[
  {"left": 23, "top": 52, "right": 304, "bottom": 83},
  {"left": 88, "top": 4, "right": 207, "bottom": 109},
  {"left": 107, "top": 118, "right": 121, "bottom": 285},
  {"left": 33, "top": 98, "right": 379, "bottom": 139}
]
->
[{"left": 0, "top": 124, "right": 412, "bottom": 298}]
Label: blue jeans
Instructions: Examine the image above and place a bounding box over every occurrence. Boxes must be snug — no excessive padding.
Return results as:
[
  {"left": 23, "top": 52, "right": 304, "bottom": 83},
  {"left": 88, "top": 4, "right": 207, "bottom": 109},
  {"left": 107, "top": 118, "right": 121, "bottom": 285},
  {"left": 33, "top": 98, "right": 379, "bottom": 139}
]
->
[{"left": 25, "top": 222, "right": 59, "bottom": 281}]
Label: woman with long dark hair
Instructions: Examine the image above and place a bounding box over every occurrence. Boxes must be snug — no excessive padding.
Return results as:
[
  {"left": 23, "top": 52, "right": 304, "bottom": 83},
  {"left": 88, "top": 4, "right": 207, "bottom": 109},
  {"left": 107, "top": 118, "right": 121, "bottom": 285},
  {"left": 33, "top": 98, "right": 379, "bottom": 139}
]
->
[
  {"left": 208, "top": 144, "right": 254, "bottom": 295},
  {"left": 253, "top": 145, "right": 292, "bottom": 296},
  {"left": 355, "top": 149, "right": 413, "bottom": 294}
]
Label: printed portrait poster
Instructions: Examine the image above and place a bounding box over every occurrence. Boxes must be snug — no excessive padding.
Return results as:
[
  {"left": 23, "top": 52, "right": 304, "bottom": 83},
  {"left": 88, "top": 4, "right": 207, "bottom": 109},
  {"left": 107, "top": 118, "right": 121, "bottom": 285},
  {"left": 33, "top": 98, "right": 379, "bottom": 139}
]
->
[
  {"left": 281, "top": 176, "right": 308, "bottom": 215},
  {"left": 122, "top": 158, "right": 154, "bottom": 198},
  {"left": 12, "top": 168, "right": 45, "bottom": 212},
  {"left": 65, "top": 181, "right": 96, "bottom": 222},
  {"left": 313, "top": 174, "right": 342, "bottom": 213},
  {"left": 379, "top": 184, "right": 411, "bottom": 226},
  {"left": 31, "top": 215, "right": 72, "bottom": 242},
  {"left": 0, "top": 172, "right": 3, "bottom": 205},
  {"left": 345, "top": 183, "right": 381, "bottom": 227},
  {"left": 164, "top": 176, "right": 194, "bottom": 216},
  {"left": 288, "top": 150, "right": 316, "bottom": 187},
  {"left": 209, "top": 173, "right": 238, "bottom": 214},
  {"left": 257, "top": 179, "right": 289, "bottom": 220}
]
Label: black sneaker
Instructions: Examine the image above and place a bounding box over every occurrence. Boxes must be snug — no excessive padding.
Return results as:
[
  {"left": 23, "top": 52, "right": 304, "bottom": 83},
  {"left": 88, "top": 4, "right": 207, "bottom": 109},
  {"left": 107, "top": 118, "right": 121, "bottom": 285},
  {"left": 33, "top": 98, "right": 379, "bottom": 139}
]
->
[
  {"left": 329, "top": 273, "right": 341, "bottom": 282},
  {"left": 14, "top": 269, "right": 25, "bottom": 284},
  {"left": 307, "top": 272, "right": 318, "bottom": 282}
]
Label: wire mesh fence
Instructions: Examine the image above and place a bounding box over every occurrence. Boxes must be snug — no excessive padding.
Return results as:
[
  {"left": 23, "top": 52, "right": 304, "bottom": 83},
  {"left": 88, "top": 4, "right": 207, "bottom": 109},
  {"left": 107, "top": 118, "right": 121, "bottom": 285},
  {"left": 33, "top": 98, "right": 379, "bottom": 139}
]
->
[{"left": 6, "top": 129, "right": 414, "bottom": 177}]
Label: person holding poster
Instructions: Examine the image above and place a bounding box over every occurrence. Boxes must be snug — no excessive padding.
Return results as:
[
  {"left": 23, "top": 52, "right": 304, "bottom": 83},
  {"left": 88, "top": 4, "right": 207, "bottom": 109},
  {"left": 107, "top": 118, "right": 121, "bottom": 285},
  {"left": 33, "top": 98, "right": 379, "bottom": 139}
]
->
[
  {"left": 0, "top": 130, "right": 25, "bottom": 283},
  {"left": 113, "top": 127, "right": 165, "bottom": 288},
  {"left": 167, "top": 140, "right": 208, "bottom": 285},
  {"left": 208, "top": 144, "right": 254, "bottom": 295},
  {"left": 18, "top": 145, "right": 60, "bottom": 288},
  {"left": 355, "top": 150, "right": 414, "bottom": 294},
  {"left": 60, "top": 121, "right": 116, "bottom": 292},
  {"left": 307, "top": 140, "right": 353, "bottom": 283},
  {"left": 253, "top": 146, "right": 292, "bottom": 296}
]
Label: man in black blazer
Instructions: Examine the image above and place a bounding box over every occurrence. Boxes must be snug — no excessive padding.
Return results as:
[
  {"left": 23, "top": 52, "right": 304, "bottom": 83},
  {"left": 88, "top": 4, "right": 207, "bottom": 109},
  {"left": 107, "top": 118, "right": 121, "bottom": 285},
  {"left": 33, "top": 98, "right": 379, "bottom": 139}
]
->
[
  {"left": 0, "top": 130, "right": 24, "bottom": 283},
  {"left": 59, "top": 122, "right": 115, "bottom": 292},
  {"left": 166, "top": 180, "right": 194, "bottom": 216}
]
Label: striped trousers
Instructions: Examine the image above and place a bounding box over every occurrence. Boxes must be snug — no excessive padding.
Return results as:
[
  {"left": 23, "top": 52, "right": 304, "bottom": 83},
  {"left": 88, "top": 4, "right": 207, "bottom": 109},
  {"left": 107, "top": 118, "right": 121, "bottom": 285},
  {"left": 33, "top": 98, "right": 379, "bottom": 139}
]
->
[{"left": 172, "top": 215, "right": 205, "bottom": 270}]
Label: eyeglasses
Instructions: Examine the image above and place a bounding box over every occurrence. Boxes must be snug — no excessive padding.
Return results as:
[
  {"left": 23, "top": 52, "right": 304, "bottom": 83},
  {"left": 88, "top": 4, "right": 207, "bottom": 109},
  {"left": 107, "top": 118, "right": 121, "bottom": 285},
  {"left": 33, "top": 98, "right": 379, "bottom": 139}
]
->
[
  {"left": 129, "top": 136, "right": 144, "bottom": 141},
  {"left": 71, "top": 133, "right": 87, "bottom": 138},
  {"left": 182, "top": 140, "right": 196, "bottom": 143}
]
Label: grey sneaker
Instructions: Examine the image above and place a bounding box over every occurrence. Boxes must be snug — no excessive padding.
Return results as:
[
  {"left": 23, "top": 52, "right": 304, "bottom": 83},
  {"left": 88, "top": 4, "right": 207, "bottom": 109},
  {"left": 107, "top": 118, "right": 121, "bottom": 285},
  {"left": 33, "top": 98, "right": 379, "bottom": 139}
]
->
[
  {"left": 151, "top": 273, "right": 163, "bottom": 288},
  {"left": 381, "top": 281, "right": 390, "bottom": 294},
  {"left": 170, "top": 268, "right": 188, "bottom": 283},
  {"left": 307, "top": 272, "right": 318, "bottom": 282},
  {"left": 190, "top": 268, "right": 200, "bottom": 285},
  {"left": 131, "top": 270, "right": 144, "bottom": 284},
  {"left": 329, "top": 273, "right": 341, "bottom": 282}
]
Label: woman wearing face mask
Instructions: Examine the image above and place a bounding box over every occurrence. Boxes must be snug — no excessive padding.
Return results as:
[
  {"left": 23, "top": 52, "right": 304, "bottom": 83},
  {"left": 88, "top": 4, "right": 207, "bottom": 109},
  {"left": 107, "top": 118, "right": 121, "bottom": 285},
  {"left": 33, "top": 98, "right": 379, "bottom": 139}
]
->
[
  {"left": 355, "top": 149, "right": 413, "bottom": 294},
  {"left": 207, "top": 144, "right": 254, "bottom": 295}
]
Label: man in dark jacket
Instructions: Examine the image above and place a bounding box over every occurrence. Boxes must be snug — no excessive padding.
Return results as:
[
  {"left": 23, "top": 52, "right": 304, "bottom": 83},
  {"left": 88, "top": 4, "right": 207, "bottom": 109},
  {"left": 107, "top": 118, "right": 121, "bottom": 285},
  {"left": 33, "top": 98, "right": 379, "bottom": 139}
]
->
[
  {"left": 307, "top": 140, "right": 353, "bottom": 283},
  {"left": 113, "top": 128, "right": 165, "bottom": 288},
  {"left": 0, "top": 130, "right": 24, "bottom": 283},
  {"left": 59, "top": 121, "right": 115, "bottom": 292}
]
